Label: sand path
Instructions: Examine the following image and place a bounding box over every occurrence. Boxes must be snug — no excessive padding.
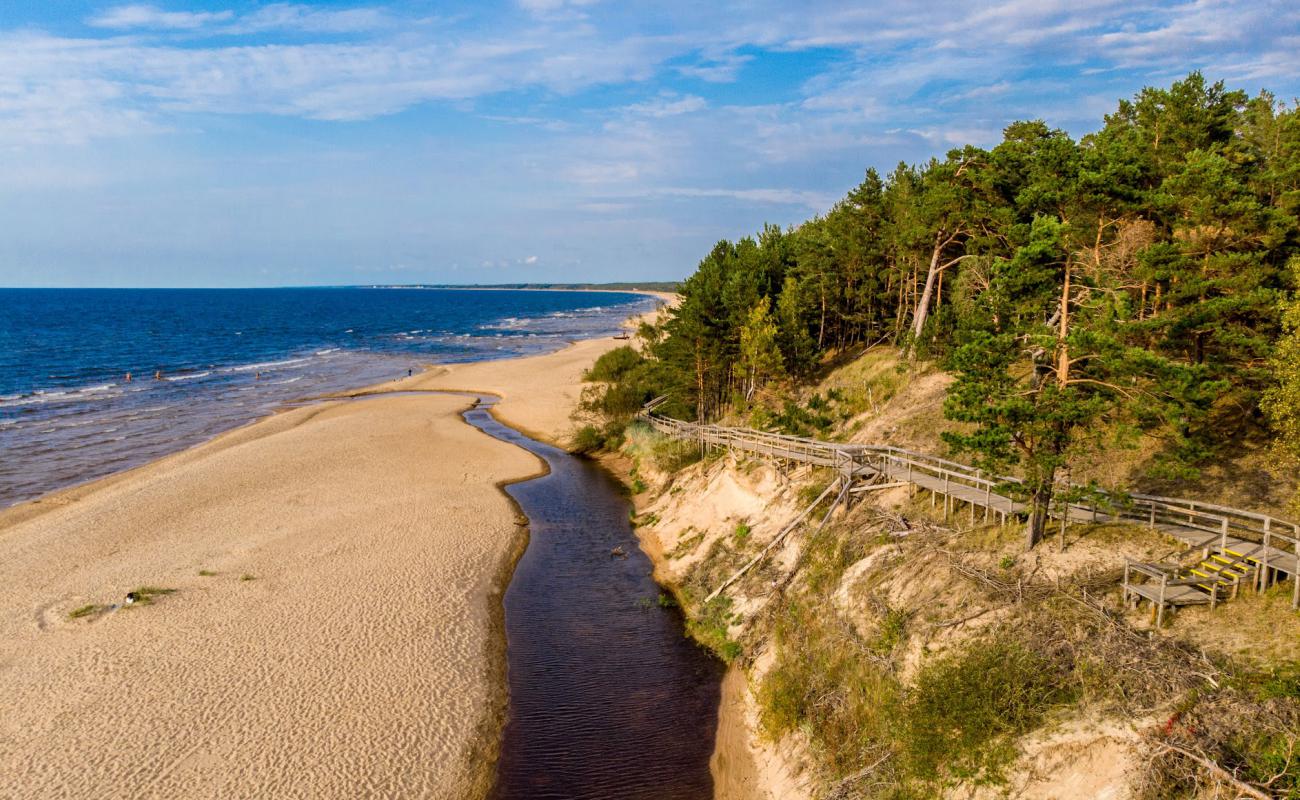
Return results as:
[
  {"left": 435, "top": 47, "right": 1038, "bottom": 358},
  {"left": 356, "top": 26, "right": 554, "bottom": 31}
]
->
[{"left": 0, "top": 393, "right": 537, "bottom": 799}]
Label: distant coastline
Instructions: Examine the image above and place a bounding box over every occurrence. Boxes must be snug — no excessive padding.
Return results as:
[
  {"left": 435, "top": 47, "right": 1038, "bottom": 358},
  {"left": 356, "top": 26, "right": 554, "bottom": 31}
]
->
[{"left": 373, "top": 281, "right": 681, "bottom": 293}]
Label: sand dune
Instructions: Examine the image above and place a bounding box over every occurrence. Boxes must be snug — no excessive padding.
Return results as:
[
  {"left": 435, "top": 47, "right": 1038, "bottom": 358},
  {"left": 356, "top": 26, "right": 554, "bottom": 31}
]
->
[{"left": 0, "top": 394, "right": 538, "bottom": 799}]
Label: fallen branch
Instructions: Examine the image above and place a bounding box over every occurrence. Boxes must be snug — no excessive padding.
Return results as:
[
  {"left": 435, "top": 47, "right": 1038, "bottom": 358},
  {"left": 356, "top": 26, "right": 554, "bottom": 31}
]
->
[
  {"left": 1152, "top": 741, "right": 1273, "bottom": 800},
  {"left": 704, "top": 478, "right": 841, "bottom": 603}
]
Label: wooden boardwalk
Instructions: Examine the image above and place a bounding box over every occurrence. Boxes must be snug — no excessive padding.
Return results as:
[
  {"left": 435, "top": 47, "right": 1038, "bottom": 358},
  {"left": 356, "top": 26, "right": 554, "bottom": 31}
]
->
[{"left": 641, "top": 405, "right": 1300, "bottom": 615}]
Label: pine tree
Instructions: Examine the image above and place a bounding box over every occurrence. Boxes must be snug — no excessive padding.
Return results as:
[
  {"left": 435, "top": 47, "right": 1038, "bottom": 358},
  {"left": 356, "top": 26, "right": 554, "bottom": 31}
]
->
[
  {"left": 1264, "top": 267, "right": 1300, "bottom": 513},
  {"left": 738, "top": 297, "right": 785, "bottom": 404}
]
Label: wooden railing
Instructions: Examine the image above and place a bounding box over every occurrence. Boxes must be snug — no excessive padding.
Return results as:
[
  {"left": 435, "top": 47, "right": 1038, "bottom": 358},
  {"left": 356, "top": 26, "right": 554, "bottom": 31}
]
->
[{"left": 640, "top": 406, "right": 1300, "bottom": 608}]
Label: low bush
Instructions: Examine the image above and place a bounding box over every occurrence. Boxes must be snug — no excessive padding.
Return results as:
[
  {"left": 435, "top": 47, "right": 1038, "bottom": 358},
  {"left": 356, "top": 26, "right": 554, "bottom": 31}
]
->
[
  {"left": 902, "top": 635, "right": 1076, "bottom": 786},
  {"left": 585, "top": 345, "right": 643, "bottom": 382}
]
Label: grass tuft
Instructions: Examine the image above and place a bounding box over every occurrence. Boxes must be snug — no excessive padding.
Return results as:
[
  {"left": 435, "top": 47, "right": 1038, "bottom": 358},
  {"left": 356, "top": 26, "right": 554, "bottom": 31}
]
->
[{"left": 68, "top": 604, "right": 104, "bottom": 620}]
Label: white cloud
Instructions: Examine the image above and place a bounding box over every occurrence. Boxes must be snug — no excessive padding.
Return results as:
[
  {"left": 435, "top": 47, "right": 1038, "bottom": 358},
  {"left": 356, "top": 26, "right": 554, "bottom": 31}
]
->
[
  {"left": 88, "top": 4, "right": 234, "bottom": 30},
  {"left": 651, "top": 186, "right": 834, "bottom": 210},
  {"left": 230, "top": 4, "right": 395, "bottom": 34},
  {"left": 623, "top": 93, "right": 706, "bottom": 118}
]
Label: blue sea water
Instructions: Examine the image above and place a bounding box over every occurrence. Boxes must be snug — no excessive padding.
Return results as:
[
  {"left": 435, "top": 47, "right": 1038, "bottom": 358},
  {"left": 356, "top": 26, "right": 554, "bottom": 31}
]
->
[{"left": 0, "top": 287, "right": 655, "bottom": 507}]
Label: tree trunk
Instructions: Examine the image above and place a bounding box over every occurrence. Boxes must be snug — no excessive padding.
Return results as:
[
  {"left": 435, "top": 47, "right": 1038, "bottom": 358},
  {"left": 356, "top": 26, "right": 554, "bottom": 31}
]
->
[
  {"left": 910, "top": 233, "right": 946, "bottom": 342},
  {"left": 1057, "top": 258, "right": 1071, "bottom": 388},
  {"left": 1025, "top": 479, "right": 1054, "bottom": 550}
]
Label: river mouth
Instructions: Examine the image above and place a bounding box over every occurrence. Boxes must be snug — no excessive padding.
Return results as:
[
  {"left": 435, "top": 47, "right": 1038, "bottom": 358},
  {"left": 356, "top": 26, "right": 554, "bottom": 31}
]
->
[{"left": 461, "top": 397, "right": 722, "bottom": 800}]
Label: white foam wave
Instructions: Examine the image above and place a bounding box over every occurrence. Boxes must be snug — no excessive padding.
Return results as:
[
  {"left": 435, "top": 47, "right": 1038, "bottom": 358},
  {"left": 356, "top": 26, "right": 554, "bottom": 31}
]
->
[
  {"left": 230, "top": 357, "right": 309, "bottom": 373},
  {"left": 165, "top": 371, "right": 210, "bottom": 382},
  {"left": 0, "top": 382, "right": 122, "bottom": 409}
]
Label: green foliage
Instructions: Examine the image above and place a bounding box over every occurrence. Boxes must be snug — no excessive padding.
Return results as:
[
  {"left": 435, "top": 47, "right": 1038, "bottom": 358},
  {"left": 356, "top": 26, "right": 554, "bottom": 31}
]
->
[
  {"left": 68, "top": 604, "right": 103, "bottom": 619},
  {"left": 570, "top": 420, "right": 627, "bottom": 454},
  {"left": 125, "top": 586, "right": 176, "bottom": 607},
  {"left": 902, "top": 636, "right": 1076, "bottom": 785},
  {"left": 650, "top": 436, "right": 702, "bottom": 473},
  {"left": 732, "top": 521, "right": 752, "bottom": 546},
  {"left": 759, "top": 598, "right": 900, "bottom": 777},
  {"left": 687, "top": 595, "right": 743, "bottom": 662},
  {"left": 737, "top": 296, "right": 785, "bottom": 406},
  {"left": 1264, "top": 270, "right": 1300, "bottom": 513},
  {"left": 585, "top": 345, "right": 643, "bottom": 382},
  {"left": 571, "top": 424, "right": 605, "bottom": 454},
  {"left": 572, "top": 73, "right": 1296, "bottom": 547}
]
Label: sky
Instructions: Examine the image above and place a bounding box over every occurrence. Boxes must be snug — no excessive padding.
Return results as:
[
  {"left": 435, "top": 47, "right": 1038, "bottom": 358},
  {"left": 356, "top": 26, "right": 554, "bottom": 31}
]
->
[{"left": 1, "top": 1, "right": 1298, "bottom": 288}]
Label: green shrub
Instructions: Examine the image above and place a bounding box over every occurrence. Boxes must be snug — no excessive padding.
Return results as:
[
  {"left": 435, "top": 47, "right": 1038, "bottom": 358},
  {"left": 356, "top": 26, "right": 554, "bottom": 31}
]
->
[
  {"left": 68, "top": 604, "right": 103, "bottom": 619},
  {"left": 759, "top": 599, "right": 900, "bottom": 777},
  {"left": 733, "top": 522, "right": 752, "bottom": 546},
  {"left": 571, "top": 424, "right": 605, "bottom": 454},
  {"left": 687, "top": 595, "right": 743, "bottom": 662},
  {"left": 902, "top": 635, "right": 1076, "bottom": 785},
  {"left": 651, "top": 436, "right": 702, "bottom": 472},
  {"left": 585, "top": 345, "right": 643, "bottom": 382}
]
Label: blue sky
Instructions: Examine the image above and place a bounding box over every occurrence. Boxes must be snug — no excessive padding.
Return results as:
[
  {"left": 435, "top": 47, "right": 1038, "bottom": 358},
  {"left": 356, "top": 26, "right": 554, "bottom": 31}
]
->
[{"left": 1, "top": 1, "right": 1297, "bottom": 287}]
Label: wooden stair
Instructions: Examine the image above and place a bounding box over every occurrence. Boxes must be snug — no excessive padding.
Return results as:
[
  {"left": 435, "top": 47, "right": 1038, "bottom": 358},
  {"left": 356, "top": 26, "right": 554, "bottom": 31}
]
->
[{"left": 1189, "top": 552, "right": 1255, "bottom": 598}]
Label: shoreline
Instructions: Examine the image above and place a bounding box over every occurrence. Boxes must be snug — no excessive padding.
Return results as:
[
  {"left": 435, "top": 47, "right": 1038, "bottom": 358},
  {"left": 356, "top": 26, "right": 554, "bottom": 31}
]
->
[
  {"left": 0, "top": 298, "right": 675, "bottom": 798},
  {"left": 3, "top": 290, "right": 663, "bottom": 513}
]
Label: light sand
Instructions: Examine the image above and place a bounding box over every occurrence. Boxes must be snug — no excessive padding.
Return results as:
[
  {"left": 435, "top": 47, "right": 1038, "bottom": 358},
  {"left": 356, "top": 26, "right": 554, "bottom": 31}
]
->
[
  {"left": 0, "top": 291, "right": 677, "bottom": 799},
  {"left": 0, "top": 394, "right": 538, "bottom": 799}
]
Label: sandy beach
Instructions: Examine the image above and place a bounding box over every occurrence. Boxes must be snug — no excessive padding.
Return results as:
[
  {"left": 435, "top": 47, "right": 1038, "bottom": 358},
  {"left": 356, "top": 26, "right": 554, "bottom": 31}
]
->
[
  {"left": 0, "top": 296, "right": 671, "bottom": 799},
  {"left": 0, "top": 393, "right": 539, "bottom": 798}
]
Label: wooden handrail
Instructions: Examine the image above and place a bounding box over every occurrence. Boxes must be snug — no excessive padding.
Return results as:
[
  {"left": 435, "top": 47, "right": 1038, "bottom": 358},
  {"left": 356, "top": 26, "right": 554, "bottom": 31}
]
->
[{"left": 640, "top": 410, "right": 1299, "bottom": 556}]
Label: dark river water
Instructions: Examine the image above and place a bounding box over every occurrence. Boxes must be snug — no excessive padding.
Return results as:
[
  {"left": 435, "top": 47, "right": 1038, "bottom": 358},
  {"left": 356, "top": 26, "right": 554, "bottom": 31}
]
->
[{"left": 461, "top": 397, "right": 723, "bottom": 800}]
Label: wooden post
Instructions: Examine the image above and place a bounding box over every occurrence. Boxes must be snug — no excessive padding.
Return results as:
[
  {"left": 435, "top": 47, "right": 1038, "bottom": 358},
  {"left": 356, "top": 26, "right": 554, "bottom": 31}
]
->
[
  {"left": 1122, "top": 561, "right": 1130, "bottom": 606},
  {"left": 1294, "top": 547, "right": 1299, "bottom": 611},
  {"left": 1219, "top": 517, "right": 1228, "bottom": 553},
  {"left": 1148, "top": 504, "right": 1156, "bottom": 529},
  {"left": 1259, "top": 520, "right": 1270, "bottom": 593},
  {"left": 1156, "top": 573, "right": 1167, "bottom": 628},
  {"left": 1059, "top": 501, "right": 1067, "bottom": 552}
]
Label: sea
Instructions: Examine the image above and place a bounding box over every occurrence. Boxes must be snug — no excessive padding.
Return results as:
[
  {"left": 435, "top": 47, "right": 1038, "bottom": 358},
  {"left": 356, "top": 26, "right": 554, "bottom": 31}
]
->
[{"left": 0, "top": 287, "right": 655, "bottom": 508}]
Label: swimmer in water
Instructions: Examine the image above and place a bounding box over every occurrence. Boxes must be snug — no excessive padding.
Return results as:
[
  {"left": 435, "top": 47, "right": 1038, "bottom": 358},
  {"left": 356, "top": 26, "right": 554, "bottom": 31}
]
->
[
  {"left": 154, "top": 370, "right": 162, "bottom": 381},
  {"left": 125, "top": 371, "right": 132, "bottom": 383}
]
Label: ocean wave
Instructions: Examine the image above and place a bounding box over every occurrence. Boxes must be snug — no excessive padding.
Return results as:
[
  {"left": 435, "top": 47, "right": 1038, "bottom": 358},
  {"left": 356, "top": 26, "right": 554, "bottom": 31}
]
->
[
  {"left": 229, "top": 357, "right": 310, "bottom": 373},
  {"left": 0, "top": 382, "right": 122, "bottom": 409},
  {"left": 165, "top": 371, "right": 211, "bottom": 382},
  {"left": 315, "top": 348, "right": 340, "bottom": 355}
]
